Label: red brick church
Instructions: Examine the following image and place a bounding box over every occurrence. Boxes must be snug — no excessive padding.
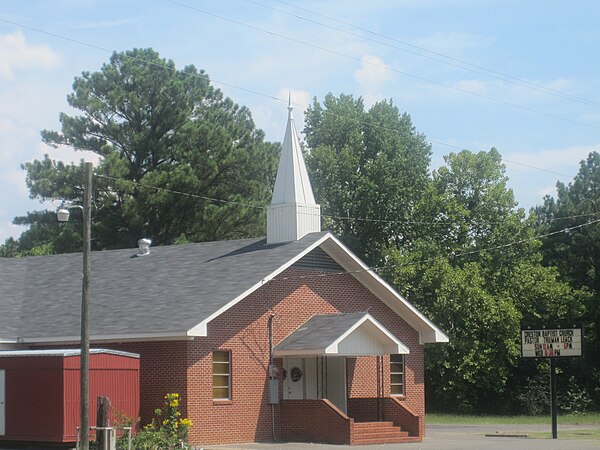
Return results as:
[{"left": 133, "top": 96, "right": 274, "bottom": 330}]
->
[{"left": 0, "top": 102, "right": 448, "bottom": 446}]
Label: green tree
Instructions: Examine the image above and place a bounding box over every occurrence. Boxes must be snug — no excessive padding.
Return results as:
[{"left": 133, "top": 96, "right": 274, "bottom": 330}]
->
[
  {"left": 533, "top": 151, "right": 600, "bottom": 408},
  {"left": 534, "top": 152, "right": 600, "bottom": 293},
  {"left": 304, "top": 94, "right": 431, "bottom": 265},
  {"left": 385, "top": 149, "right": 581, "bottom": 412},
  {"left": 5, "top": 48, "right": 278, "bottom": 254}
]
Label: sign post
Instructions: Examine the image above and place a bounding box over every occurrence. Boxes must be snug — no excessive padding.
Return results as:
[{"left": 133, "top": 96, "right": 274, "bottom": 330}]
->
[
  {"left": 550, "top": 358, "right": 557, "bottom": 439},
  {"left": 521, "top": 327, "right": 582, "bottom": 440}
]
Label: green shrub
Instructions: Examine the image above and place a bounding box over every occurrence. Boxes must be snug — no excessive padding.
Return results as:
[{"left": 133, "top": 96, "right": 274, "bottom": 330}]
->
[{"left": 131, "top": 393, "right": 192, "bottom": 450}]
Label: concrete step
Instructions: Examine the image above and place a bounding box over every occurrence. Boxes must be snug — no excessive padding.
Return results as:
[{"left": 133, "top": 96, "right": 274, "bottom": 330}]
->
[
  {"left": 352, "top": 435, "right": 422, "bottom": 445},
  {"left": 353, "top": 421, "right": 396, "bottom": 429},
  {"left": 352, "top": 421, "right": 420, "bottom": 445}
]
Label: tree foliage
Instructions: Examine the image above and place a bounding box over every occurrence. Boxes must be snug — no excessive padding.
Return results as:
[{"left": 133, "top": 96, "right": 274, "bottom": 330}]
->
[
  {"left": 304, "top": 94, "right": 431, "bottom": 265},
  {"left": 534, "top": 151, "right": 600, "bottom": 408},
  {"left": 383, "top": 149, "right": 581, "bottom": 412},
  {"left": 5, "top": 48, "right": 278, "bottom": 254},
  {"left": 4, "top": 78, "right": 599, "bottom": 414},
  {"left": 302, "top": 97, "right": 589, "bottom": 411}
]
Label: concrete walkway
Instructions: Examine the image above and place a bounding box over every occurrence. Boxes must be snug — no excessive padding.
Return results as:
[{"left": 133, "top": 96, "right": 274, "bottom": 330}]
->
[{"left": 203, "top": 423, "right": 600, "bottom": 450}]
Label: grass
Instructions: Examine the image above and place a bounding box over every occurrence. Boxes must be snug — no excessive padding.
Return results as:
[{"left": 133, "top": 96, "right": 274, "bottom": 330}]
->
[
  {"left": 427, "top": 413, "right": 600, "bottom": 441},
  {"left": 426, "top": 412, "right": 600, "bottom": 426}
]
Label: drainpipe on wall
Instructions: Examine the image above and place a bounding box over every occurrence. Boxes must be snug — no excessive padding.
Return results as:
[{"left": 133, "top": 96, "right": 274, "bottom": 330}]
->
[{"left": 268, "top": 313, "right": 276, "bottom": 441}]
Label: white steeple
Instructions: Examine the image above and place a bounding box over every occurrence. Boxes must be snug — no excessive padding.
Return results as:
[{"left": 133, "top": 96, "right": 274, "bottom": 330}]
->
[{"left": 267, "top": 97, "right": 321, "bottom": 244}]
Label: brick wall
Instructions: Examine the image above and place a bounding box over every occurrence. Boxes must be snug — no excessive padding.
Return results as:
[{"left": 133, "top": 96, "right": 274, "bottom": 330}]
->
[
  {"left": 106, "top": 341, "right": 188, "bottom": 426},
  {"left": 102, "top": 267, "right": 426, "bottom": 446},
  {"left": 383, "top": 397, "right": 424, "bottom": 438},
  {"left": 281, "top": 399, "right": 352, "bottom": 444}
]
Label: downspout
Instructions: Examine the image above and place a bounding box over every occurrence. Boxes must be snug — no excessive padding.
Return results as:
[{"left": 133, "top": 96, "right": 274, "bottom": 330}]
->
[
  {"left": 377, "top": 355, "right": 383, "bottom": 422},
  {"left": 268, "top": 313, "right": 276, "bottom": 441}
]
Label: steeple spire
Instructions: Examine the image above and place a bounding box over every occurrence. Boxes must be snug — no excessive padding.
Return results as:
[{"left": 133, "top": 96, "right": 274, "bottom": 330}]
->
[{"left": 267, "top": 99, "right": 321, "bottom": 244}]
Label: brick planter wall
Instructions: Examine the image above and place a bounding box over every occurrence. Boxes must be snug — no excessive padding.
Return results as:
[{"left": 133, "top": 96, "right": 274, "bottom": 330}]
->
[
  {"left": 281, "top": 399, "right": 352, "bottom": 444},
  {"left": 383, "top": 397, "right": 423, "bottom": 438}
]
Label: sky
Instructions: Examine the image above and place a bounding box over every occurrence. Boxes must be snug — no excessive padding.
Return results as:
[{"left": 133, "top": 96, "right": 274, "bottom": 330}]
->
[{"left": 1, "top": 0, "right": 599, "bottom": 242}]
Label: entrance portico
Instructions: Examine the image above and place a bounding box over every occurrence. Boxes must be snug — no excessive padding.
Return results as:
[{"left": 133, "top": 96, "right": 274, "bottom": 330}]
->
[
  {"left": 282, "top": 355, "right": 348, "bottom": 413},
  {"left": 274, "top": 312, "right": 419, "bottom": 444}
]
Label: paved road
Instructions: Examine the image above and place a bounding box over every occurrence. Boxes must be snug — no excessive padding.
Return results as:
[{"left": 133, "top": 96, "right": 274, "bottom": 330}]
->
[{"left": 204, "top": 423, "right": 600, "bottom": 450}]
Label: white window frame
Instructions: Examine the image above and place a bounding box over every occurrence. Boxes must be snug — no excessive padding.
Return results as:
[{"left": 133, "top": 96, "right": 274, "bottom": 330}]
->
[
  {"left": 390, "top": 354, "right": 405, "bottom": 397},
  {"left": 212, "top": 350, "right": 231, "bottom": 400}
]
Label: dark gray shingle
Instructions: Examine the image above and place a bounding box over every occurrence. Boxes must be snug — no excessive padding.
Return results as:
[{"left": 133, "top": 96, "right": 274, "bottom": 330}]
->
[{"left": 0, "top": 232, "right": 328, "bottom": 341}]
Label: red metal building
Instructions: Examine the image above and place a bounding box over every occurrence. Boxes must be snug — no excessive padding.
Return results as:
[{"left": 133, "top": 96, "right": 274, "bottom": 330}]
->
[{"left": 0, "top": 349, "right": 139, "bottom": 444}]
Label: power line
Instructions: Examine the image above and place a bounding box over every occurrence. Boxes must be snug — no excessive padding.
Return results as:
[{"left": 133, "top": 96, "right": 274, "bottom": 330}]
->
[
  {"left": 0, "top": 16, "right": 287, "bottom": 102},
  {"left": 164, "top": 0, "right": 600, "bottom": 132},
  {"left": 398, "top": 217, "right": 600, "bottom": 268},
  {"left": 500, "top": 158, "right": 575, "bottom": 178},
  {"left": 268, "top": 217, "right": 600, "bottom": 281},
  {"left": 268, "top": 0, "right": 600, "bottom": 109},
  {"left": 95, "top": 173, "right": 268, "bottom": 211},
  {"left": 0, "top": 16, "right": 580, "bottom": 180},
  {"left": 94, "top": 174, "right": 599, "bottom": 228},
  {"left": 92, "top": 173, "right": 600, "bottom": 280},
  {"left": 426, "top": 137, "right": 577, "bottom": 179}
]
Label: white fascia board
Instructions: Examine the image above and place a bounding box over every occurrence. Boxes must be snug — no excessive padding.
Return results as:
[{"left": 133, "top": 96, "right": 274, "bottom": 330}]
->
[
  {"left": 188, "top": 233, "right": 334, "bottom": 337},
  {"left": 327, "top": 314, "right": 410, "bottom": 355},
  {"left": 20, "top": 331, "right": 195, "bottom": 345},
  {"left": 319, "top": 235, "right": 449, "bottom": 344},
  {"left": 273, "top": 348, "right": 326, "bottom": 357}
]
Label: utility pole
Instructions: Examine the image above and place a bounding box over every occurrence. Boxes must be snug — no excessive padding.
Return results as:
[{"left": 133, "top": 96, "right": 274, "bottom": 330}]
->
[{"left": 80, "top": 161, "right": 93, "bottom": 450}]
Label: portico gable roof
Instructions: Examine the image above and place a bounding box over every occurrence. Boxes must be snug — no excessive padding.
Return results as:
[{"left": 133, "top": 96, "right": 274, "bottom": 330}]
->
[{"left": 273, "top": 312, "right": 409, "bottom": 357}]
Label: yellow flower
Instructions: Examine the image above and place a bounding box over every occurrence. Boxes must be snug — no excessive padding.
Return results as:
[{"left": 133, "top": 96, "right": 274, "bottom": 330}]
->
[
  {"left": 180, "top": 418, "right": 193, "bottom": 427},
  {"left": 170, "top": 399, "right": 179, "bottom": 407}
]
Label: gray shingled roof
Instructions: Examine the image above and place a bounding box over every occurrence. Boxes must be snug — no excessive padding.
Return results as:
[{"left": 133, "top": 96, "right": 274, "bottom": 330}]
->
[
  {"left": 0, "top": 232, "right": 328, "bottom": 342},
  {"left": 0, "top": 257, "right": 26, "bottom": 340},
  {"left": 274, "top": 313, "right": 369, "bottom": 353},
  {"left": 273, "top": 312, "right": 409, "bottom": 356}
]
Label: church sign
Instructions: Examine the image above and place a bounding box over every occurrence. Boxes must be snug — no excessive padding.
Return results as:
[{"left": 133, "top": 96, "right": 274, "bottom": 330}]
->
[{"left": 521, "top": 328, "right": 582, "bottom": 358}]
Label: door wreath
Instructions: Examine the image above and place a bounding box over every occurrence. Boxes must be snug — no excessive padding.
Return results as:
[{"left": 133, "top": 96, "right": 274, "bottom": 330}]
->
[{"left": 290, "top": 366, "right": 303, "bottom": 382}]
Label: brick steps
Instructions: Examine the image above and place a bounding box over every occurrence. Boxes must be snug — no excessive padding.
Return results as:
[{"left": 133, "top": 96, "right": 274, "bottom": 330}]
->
[{"left": 352, "top": 421, "right": 420, "bottom": 445}]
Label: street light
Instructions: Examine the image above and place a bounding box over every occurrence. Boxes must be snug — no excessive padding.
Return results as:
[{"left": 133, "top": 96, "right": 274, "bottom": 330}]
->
[
  {"left": 57, "top": 201, "right": 82, "bottom": 222},
  {"left": 57, "top": 162, "right": 93, "bottom": 450}
]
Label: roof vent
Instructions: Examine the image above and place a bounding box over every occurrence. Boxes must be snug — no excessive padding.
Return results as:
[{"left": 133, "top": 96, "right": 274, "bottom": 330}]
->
[{"left": 136, "top": 238, "right": 152, "bottom": 256}]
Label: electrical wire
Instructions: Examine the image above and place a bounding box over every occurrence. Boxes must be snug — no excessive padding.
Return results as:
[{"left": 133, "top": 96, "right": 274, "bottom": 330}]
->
[
  {"left": 267, "top": 0, "right": 600, "bottom": 109},
  {"left": 92, "top": 173, "right": 600, "bottom": 280},
  {"left": 268, "top": 217, "right": 600, "bottom": 281},
  {"left": 0, "top": 16, "right": 580, "bottom": 180},
  {"left": 164, "top": 0, "right": 600, "bottom": 132},
  {"left": 2, "top": 13, "right": 595, "bottom": 276},
  {"left": 94, "top": 173, "right": 600, "bottom": 228}
]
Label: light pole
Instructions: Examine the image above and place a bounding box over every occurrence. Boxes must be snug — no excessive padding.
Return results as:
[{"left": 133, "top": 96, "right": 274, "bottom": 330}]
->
[{"left": 57, "top": 161, "right": 93, "bottom": 450}]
